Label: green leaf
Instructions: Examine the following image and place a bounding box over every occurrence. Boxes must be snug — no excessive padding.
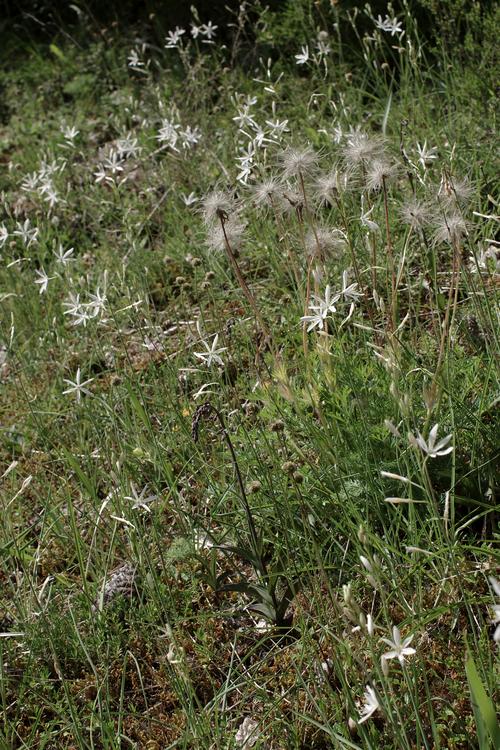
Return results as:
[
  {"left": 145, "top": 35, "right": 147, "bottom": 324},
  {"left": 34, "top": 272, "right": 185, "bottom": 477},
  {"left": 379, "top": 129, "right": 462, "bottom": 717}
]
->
[
  {"left": 218, "top": 544, "right": 265, "bottom": 573},
  {"left": 465, "top": 652, "right": 500, "bottom": 749},
  {"left": 49, "top": 43, "right": 66, "bottom": 61},
  {"left": 249, "top": 602, "right": 276, "bottom": 621}
]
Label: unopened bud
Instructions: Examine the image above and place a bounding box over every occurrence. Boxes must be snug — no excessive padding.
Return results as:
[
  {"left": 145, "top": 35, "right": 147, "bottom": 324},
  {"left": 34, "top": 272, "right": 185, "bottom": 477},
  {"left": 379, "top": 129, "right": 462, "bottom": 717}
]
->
[
  {"left": 246, "top": 480, "right": 262, "bottom": 494},
  {"left": 281, "top": 461, "right": 296, "bottom": 475},
  {"left": 343, "top": 583, "right": 352, "bottom": 606},
  {"left": 270, "top": 419, "right": 285, "bottom": 433},
  {"left": 366, "top": 613, "right": 374, "bottom": 636}
]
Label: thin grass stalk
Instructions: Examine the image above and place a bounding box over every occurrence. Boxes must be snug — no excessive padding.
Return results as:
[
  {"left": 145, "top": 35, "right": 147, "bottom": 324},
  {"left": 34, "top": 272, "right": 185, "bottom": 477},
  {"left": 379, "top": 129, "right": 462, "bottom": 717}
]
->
[
  {"left": 382, "top": 175, "right": 397, "bottom": 331},
  {"left": 218, "top": 214, "right": 273, "bottom": 351},
  {"left": 269, "top": 194, "right": 302, "bottom": 292},
  {"left": 430, "top": 237, "right": 462, "bottom": 403}
]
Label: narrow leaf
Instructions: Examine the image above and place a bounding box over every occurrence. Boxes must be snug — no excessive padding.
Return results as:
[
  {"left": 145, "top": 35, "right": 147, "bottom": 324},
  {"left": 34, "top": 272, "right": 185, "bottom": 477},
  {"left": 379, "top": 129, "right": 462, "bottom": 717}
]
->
[{"left": 465, "top": 652, "right": 500, "bottom": 749}]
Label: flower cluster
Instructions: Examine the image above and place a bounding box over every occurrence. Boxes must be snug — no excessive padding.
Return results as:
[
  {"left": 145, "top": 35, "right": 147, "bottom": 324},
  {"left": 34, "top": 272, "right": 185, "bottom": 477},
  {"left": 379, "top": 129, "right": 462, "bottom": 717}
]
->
[
  {"left": 165, "top": 21, "right": 217, "bottom": 49},
  {"left": 301, "top": 272, "right": 362, "bottom": 331}
]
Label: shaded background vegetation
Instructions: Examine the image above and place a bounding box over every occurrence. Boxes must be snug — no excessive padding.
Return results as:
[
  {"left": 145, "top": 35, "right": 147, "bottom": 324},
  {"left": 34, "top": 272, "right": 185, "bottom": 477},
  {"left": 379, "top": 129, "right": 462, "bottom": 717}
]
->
[{"left": 1, "top": 0, "right": 498, "bottom": 63}]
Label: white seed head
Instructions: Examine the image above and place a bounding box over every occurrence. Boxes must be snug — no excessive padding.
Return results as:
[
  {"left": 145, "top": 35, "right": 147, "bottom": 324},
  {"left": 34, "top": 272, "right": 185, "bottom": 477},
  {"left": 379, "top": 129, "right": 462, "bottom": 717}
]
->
[
  {"left": 206, "top": 216, "right": 245, "bottom": 253},
  {"left": 433, "top": 212, "right": 468, "bottom": 245},
  {"left": 400, "top": 198, "right": 432, "bottom": 229},
  {"left": 314, "top": 168, "right": 348, "bottom": 205},
  {"left": 279, "top": 145, "right": 318, "bottom": 179},
  {"left": 439, "top": 175, "right": 473, "bottom": 207},
  {"left": 252, "top": 177, "right": 283, "bottom": 207},
  {"left": 343, "top": 131, "right": 386, "bottom": 168},
  {"left": 305, "top": 226, "right": 347, "bottom": 259},
  {"left": 201, "top": 189, "right": 235, "bottom": 226},
  {"left": 281, "top": 189, "right": 304, "bottom": 215},
  {"left": 365, "top": 158, "right": 399, "bottom": 192}
]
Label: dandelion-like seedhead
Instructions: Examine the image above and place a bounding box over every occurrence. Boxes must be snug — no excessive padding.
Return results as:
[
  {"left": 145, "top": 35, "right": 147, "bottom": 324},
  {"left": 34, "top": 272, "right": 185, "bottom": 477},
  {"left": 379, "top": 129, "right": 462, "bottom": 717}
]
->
[
  {"left": 343, "top": 131, "right": 386, "bottom": 168},
  {"left": 365, "top": 158, "right": 400, "bottom": 192},
  {"left": 439, "top": 175, "right": 473, "bottom": 207},
  {"left": 251, "top": 177, "right": 283, "bottom": 207},
  {"left": 314, "top": 168, "right": 348, "bottom": 206},
  {"left": 305, "top": 227, "right": 347, "bottom": 259},
  {"left": 201, "top": 190, "right": 236, "bottom": 226},
  {"left": 206, "top": 216, "right": 245, "bottom": 253},
  {"left": 279, "top": 146, "right": 318, "bottom": 179},
  {"left": 281, "top": 189, "right": 304, "bottom": 216},
  {"left": 433, "top": 212, "right": 468, "bottom": 245},
  {"left": 400, "top": 198, "right": 432, "bottom": 230},
  {"left": 450, "top": 177, "right": 473, "bottom": 205}
]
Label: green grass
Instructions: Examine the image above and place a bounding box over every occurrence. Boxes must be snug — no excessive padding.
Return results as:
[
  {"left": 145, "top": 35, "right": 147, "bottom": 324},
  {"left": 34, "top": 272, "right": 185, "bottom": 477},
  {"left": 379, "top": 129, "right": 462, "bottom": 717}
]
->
[{"left": 0, "top": 2, "right": 498, "bottom": 748}]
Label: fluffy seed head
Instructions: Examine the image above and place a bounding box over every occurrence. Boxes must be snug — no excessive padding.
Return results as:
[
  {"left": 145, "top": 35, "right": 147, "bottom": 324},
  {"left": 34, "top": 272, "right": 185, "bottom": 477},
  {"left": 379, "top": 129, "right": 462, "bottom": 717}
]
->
[
  {"left": 314, "top": 168, "right": 348, "bottom": 206},
  {"left": 281, "top": 189, "right": 304, "bottom": 216},
  {"left": 279, "top": 145, "right": 318, "bottom": 179},
  {"left": 206, "top": 215, "right": 245, "bottom": 253},
  {"left": 400, "top": 198, "right": 432, "bottom": 230},
  {"left": 450, "top": 177, "right": 473, "bottom": 206},
  {"left": 305, "top": 226, "right": 347, "bottom": 259},
  {"left": 433, "top": 212, "right": 468, "bottom": 245},
  {"left": 343, "top": 131, "right": 386, "bottom": 168},
  {"left": 202, "top": 190, "right": 235, "bottom": 226},
  {"left": 439, "top": 174, "right": 473, "bottom": 207},
  {"left": 252, "top": 177, "right": 283, "bottom": 207},
  {"left": 365, "top": 158, "right": 400, "bottom": 192}
]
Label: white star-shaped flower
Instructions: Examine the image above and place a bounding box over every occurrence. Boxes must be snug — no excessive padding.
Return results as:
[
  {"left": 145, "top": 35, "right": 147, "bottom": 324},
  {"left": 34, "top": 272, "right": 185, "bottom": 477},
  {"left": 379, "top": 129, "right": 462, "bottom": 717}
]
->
[
  {"left": 53, "top": 243, "right": 74, "bottom": 267},
  {"left": 0, "top": 224, "right": 9, "bottom": 248},
  {"left": 411, "top": 423, "right": 454, "bottom": 458},
  {"left": 416, "top": 140, "right": 438, "bottom": 169},
  {"left": 165, "top": 27, "right": 186, "bottom": 49},
  {"left": 381, "top": 626, "right": 416, "bottom": 666},
  {"left": 301, "top": 285, "right": 340, "bottom": 332},
  {"left": 489, "top": 577, "right": 500, "bottom": 644},
  {"left": 358, "top": 685, "right": 380, "bottom": 724},
  {"left": 295, "top": 45, "right": 310, "bottom": 65},
  {"left": 374, "top": 15, "right": 404, "bottom": 37},
  {"left": 340, "top": 270, "right": 362, "bottom": 302},
  {"left": 181, "top": 192, "right": 198, "bottom": 206},
  {"left": 200, "top": 21, "right": 217, "bottom": 40},
  {"left": 62, "top": 368, "right": 94, "bottom": 403},
  {"left": 34, "top": 268, "right": 56, "bottom": 294},
  {"left": 360, "top": 197, "right": 380, "bottom": 233},
  {"left": 194, "top": 334, "right": 227, "bottom": 367}
]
